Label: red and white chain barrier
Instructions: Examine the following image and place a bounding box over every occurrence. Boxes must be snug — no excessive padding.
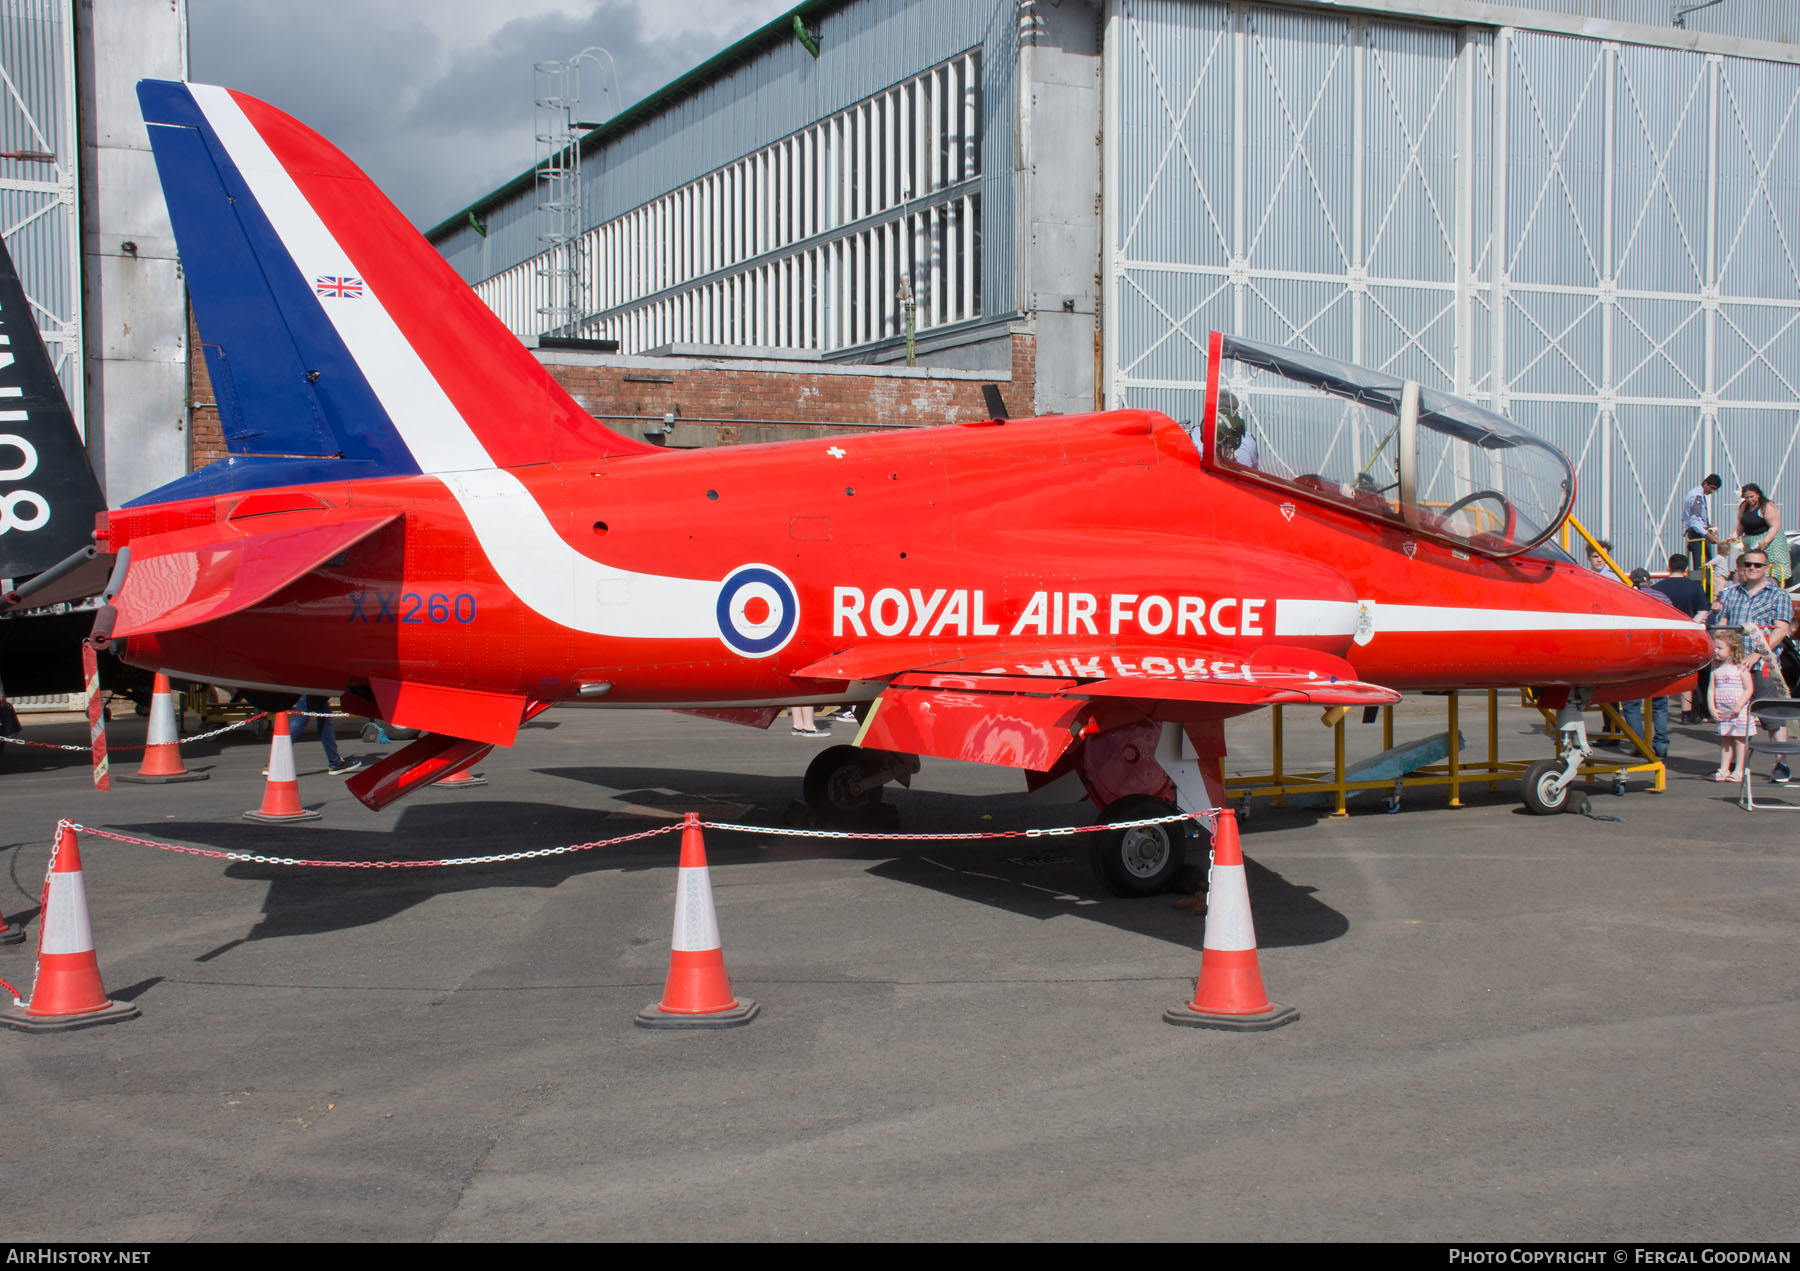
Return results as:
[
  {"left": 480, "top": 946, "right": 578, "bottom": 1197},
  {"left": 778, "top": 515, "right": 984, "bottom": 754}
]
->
[
  {"left": 695, "top": 812, "right": 1212, "bottom": 842},
  {"left": 55, "top": 809, "right": 1214, "bottom": 871},
  {"left": 7, "top": 711, "right": 271, "bottom": 754}
]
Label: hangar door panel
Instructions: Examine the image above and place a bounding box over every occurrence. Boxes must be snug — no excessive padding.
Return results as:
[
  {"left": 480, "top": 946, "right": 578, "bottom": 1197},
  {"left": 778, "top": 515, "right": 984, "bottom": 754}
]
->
[
  {"left": 1109, "top": 2, "right": 1800, "bottom": 569},
  {"left": 0, "top": 0, "right": 82, "bottom": 430},
  {"left": 1108, "top": 1, "right": 1469, "bottom": 418}
]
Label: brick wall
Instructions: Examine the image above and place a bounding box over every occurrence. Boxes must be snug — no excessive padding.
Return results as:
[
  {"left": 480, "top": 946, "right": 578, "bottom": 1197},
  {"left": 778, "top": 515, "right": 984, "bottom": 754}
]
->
[
  {"left": 544, "top": 334, "right": 1036, "bottom": 448},
  {"left": 186, "top": 315, "right": 1035, "bottom": 465},
  {"left": 188, "top": 312, "right": 225, "bottom": 468}
]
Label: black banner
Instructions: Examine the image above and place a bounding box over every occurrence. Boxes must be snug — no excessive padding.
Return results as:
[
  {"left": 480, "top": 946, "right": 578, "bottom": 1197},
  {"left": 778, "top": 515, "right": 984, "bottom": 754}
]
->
[{"left": 0, "top": 235, "right": 105, "bottom": 580}]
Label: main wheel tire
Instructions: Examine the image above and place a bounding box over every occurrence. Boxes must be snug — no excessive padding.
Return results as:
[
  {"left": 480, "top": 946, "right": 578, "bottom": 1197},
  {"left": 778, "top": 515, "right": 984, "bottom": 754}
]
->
[
  {"left": 803, "top": 745, "right": 885, "bottom": 817},
  {"left": 1089, "top": 794, "right": 1190, "bottom": 897},
  {"left": 1522, "top": 757, "right": 1572, "bottom": 815}
]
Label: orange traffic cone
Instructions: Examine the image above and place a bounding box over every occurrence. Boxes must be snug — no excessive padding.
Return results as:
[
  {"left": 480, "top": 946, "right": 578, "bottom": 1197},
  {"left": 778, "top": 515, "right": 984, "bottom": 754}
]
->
[
  {"left": 635, "top": 813, "right": 758, "bottom": 1028},
  {"left": 1163, "top": 809, "right": 1298, "bottom": 1030},
  {"left": 0, "top": 825, "right": 140, "bottom": 1032},
  {"left": 119, "top": 674, "right": 208, "bottom": 784},
  {"left": 243, "top": 712, "right": 322, "bottom": 823},
  {"left": 437, "top": 766, "right": 486, "bottom": 788}
]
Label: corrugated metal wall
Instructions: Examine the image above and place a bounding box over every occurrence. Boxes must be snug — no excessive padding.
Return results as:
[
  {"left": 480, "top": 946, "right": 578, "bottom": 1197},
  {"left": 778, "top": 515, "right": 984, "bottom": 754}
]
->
[
  {"left": 1108, "top": 0, "right": 1800, "bottom": 569},
  {"left": 0, "top": 0, "right": 81, "bottom": 427},
  {"left": 436, "top": 0, "right": 1019, "bottom": 354},
  {"left": 1505, "top": 0, "right": 1798, "bottom": 47},
  {"left": 478, "top": 52, "right": 986, "bottom": 353}
]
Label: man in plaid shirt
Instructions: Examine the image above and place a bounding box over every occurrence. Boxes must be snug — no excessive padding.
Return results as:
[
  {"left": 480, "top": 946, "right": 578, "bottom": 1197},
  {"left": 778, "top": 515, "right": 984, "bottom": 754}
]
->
[{"left": 1711, "top": 548, "right": 1795, "bottom": 782}]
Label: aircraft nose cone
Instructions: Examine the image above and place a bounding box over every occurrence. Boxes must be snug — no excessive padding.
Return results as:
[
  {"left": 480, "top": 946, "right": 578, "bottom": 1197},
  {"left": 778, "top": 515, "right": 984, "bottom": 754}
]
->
[{"left": 1666, "top": 619, "right": 1714, "bottom": 674}]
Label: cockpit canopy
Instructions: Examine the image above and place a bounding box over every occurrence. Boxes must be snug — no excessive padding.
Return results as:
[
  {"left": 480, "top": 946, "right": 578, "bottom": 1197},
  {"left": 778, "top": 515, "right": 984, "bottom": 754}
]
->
[{"left": 1203, "top": 334, "right": 1575, "bottom": 558}]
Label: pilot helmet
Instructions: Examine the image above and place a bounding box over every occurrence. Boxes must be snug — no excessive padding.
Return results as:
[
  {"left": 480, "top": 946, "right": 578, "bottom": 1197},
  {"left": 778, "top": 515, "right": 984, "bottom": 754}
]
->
[{"left": 1214, "top": 389, "right": 1244, "bottom": 448}]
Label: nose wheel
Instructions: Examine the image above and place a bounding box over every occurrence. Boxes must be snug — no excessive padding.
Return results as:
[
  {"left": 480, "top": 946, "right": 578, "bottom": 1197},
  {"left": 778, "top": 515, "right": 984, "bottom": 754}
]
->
[
  {"left": 1522, "top": 757, "right": 1573, "bottom": 815},
  {"left": 1521, "top": 703, "right": 1591, "bottom": 815}
]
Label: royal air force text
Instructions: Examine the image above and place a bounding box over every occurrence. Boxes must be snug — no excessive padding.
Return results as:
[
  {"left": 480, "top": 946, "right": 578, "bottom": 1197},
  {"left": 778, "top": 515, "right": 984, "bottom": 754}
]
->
[{"left": 831, "top": 588, "right": 1266, "bottom": 639}]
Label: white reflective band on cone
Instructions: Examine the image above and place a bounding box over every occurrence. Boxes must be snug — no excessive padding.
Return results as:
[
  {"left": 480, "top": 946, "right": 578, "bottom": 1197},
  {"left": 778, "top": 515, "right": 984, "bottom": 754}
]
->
[
  {"left": 267, "top": 735, "right": 297, "bottom": 782},
  {"left": 670, "top": 869, "right": 721, "bottom": 952},
  {"left": 1202, "top": 864, "right": 1255, "bottom": 952},
  {"left": 146, "top": 692, "right": 179, "bottom": 745},
  {"left": 41, "top": 872, "right": 94, "bottom": 955}
]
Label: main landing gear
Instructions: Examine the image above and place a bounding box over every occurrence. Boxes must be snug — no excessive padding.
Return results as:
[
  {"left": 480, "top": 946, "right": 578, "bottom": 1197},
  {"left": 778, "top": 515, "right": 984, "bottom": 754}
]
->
[
  {"left": 795, "top": 720, "right": 1217, "bottom": 899},
  {"left": 801, "top": 745, "right": 919, "bottom": 822},
  {"left": 1090, "top": 794, "right": 1194, "bottom": 897}
]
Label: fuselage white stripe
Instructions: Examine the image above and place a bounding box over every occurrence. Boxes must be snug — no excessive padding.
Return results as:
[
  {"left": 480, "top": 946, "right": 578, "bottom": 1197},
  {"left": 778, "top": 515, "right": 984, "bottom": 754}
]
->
[
  {"left": 1275, "top": 598, "right": 1700, "bottom": 638},
  {"left": 441, "top": 471, "right": 719, "bottom": 639}
]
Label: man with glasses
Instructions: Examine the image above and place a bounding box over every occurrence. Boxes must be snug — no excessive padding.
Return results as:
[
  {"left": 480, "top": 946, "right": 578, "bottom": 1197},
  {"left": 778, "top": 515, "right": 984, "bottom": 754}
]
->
[{"left": 1711, "top": 551, "right": 1795, "bottom": 782}]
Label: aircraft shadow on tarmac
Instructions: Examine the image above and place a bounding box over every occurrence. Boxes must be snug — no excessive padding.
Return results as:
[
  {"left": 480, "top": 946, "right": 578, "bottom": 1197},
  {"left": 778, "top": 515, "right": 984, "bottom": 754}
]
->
[
  {"left": 116, "top": 799, "right": 694, "bottom": 951},
  {"left": 862, "top": 852, "right": 1345, "bottom": 950},
  {"left": 111, "top": 760, "right": 1350, "bottom": 954}
]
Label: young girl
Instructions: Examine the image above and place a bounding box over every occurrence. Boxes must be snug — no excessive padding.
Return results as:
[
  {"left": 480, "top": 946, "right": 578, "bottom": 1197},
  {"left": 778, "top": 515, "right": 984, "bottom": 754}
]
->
[{"left": 1708, "top": 630, "right": 1754, "bottom": 781}]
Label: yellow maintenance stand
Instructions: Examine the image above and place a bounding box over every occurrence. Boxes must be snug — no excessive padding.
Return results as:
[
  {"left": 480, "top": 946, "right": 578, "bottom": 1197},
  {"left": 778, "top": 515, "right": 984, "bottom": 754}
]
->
[{"left": 1227, "top": 516, "right": 1676, "bottom": 816}]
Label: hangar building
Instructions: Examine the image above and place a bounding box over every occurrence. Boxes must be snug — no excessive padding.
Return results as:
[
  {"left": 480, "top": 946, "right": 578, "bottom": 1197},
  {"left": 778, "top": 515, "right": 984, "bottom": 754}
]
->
[
  {"left": 428, "top": 0, "right": 1800, "bottom": 570},
  {"left": 0, "top": 0, "right": 186, "bottom": 508}
]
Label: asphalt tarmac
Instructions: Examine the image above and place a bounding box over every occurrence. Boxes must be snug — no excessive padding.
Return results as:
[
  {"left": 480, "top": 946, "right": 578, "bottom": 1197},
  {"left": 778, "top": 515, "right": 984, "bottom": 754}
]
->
[{"left": 1, "top": 698, "right": 1795, "bottom": 1243}]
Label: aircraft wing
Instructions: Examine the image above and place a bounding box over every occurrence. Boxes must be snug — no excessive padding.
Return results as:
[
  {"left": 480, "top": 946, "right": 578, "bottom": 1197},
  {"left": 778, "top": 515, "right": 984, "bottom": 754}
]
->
[
  {"left": 109, "top": 511, "right": 400, "bottom": 639},
  {"left": 797, "top": 642, "right": 1398, "bottom": 771}
]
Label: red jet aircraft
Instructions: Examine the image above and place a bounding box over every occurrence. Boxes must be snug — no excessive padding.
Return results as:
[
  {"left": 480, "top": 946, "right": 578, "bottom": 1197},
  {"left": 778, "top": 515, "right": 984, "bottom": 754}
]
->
[{"left": 61, "top": 83, "right": 1709, "bottom": 893}]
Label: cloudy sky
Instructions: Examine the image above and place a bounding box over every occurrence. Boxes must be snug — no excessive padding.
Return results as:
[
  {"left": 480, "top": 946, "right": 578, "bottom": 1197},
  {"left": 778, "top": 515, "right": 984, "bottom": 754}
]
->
[{"left": 189, "top": 0, "right": 796, "bottom": 229}]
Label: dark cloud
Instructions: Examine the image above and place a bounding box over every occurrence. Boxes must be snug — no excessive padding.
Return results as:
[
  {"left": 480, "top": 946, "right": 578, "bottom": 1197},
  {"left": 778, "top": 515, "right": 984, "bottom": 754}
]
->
[{"left": 189, "top": 1, "right": 789, "bottom": 227}]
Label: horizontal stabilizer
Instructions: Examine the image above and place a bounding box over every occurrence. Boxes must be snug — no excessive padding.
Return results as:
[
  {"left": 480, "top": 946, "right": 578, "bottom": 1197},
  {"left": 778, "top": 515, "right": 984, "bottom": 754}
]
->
[{"left": 110, "top": 512, "right": 399, "bottom": 638}]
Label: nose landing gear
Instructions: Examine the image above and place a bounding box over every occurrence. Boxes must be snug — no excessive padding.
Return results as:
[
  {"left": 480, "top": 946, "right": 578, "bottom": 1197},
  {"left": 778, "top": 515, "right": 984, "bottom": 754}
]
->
[{"left": 1522, "top": 699, "right": 1591, "bottom": 815}]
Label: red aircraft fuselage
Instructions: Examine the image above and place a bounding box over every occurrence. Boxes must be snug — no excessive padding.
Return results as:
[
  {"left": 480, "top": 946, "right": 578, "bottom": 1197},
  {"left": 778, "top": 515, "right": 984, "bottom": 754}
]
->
[{"left": 106, "top": 408, "right": 1707, "bottom": 713}]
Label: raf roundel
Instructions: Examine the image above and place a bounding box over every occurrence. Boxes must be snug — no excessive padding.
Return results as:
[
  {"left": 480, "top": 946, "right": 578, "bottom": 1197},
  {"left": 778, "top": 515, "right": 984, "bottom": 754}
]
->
[{"left": 716, "top": 564, "right": 799, "bottom": 658}]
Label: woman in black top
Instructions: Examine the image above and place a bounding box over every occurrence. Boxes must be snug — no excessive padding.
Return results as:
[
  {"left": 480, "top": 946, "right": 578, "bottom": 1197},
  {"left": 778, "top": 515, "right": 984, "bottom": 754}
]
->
[{"left": 1737, "top": 483, "right": 1790, "bottom": 586}]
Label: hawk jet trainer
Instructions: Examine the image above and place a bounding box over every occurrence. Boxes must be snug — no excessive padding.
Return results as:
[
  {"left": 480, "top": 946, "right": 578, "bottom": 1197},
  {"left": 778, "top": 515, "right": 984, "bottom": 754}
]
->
[{"left": 35, "top": 82, "right": 1708, "bottom": 892}]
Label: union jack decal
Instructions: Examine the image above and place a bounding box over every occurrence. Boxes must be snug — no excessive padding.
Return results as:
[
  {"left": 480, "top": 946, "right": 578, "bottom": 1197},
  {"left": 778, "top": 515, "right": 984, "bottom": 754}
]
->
[{"left": 315, "top": 275, "right": 364, "bottom": 299}]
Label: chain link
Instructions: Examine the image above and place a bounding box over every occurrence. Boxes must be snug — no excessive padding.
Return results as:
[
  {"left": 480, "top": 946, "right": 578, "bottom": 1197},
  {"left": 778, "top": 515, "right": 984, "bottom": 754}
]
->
[
  {"left": 53, "top": 808, "right": 1219, "bottom": 872},
  {"left": 7, "top": 711, "right": 270, "bottom": 753},
  {"left": 66, "top": 819, "right": 683, "bottom": 869},
  {"left": 698, "top": 809, "right": 1214, "bottom": 842}
]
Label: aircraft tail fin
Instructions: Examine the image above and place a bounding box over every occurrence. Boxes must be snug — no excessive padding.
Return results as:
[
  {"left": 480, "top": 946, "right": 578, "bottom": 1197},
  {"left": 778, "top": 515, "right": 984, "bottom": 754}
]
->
[
  {"left": 134, "top": 80, "right": 655, "bottom": 506},
  {"left": 0, "top": 233, "right": 106, "bottom": 580}
]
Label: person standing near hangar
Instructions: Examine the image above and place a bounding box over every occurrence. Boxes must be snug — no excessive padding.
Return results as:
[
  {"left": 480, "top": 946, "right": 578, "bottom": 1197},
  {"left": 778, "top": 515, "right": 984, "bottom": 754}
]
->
[{"left": 1682, "top": 474, "right": 1724, "bottom": 589}]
